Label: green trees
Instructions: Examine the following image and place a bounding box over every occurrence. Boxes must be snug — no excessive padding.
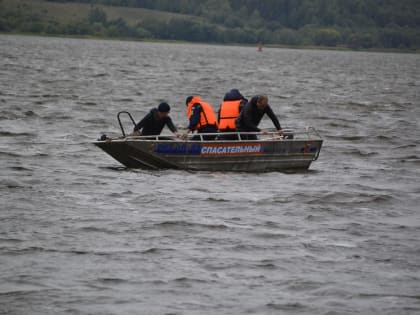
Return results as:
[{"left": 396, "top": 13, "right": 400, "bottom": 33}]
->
[
  {"left": 88, "top": 6, "right": 107, "bottom": 24},
  {"left": 1, "top": 0, "right": 419, "bottom": 50},
  {"left": 312, "top": 28, "right": 341, "bottom": 47}
]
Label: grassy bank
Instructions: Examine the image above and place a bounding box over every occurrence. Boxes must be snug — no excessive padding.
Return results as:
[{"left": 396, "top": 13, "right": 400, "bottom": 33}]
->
[
  {"left": 1, "top": 0, "right": 419, "bottom": 53},
  {"left": 0, "top": 0, "right": 190, "bottom": 25}
]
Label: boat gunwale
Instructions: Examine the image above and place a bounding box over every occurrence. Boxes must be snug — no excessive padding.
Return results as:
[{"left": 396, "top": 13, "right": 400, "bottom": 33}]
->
[{"left": 93, "top": 127, "right": 323, "bottom": 144}]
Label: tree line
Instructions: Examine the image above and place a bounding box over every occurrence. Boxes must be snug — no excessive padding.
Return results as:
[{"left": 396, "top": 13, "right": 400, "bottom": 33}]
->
[{"left": 1, "top": 0, "right": 420, "bottom": 50}]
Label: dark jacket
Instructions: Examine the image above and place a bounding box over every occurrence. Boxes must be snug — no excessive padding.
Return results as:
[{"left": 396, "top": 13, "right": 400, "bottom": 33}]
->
[
  {"left": 223, "top": 89, "right": 246, "bottom": 102},
  {"left": 235, "top": 96, "right": 282, "bottom": 132},
  {"left": 134, "top": 108, "right": 177, "bottom": 135}
]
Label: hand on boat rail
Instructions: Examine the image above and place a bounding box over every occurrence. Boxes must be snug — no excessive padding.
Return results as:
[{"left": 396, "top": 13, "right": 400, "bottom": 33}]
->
[{"left": 180, "top": 129, "right": 191, "bottom": 140}]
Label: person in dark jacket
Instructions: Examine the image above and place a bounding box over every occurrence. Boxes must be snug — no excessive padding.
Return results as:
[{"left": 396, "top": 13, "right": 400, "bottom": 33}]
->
[
  {"left": 235, "top": 95, "right": 283, "bottom": 140},
  {"left": 131, "top": 102, "right": 180, "bottom": 137}
]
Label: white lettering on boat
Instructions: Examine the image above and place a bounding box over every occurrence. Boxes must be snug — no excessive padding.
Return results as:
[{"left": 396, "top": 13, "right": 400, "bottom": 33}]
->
[{"left": 201, "top": 144, "right": 263, "bottom": 155}]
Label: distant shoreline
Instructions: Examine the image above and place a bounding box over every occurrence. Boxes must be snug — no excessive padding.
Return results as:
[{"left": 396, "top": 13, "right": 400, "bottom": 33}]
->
[{"left": 2, "top": 32, "right": 419, "bottom": 55}]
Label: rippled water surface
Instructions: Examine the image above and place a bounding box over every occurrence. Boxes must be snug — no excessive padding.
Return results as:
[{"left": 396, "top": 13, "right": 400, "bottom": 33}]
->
[{"left": 1, "top": 35, "right": 420, "bottom": 314}]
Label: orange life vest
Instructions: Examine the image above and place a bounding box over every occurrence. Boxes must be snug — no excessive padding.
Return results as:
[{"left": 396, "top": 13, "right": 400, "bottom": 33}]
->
[
  {"left": 187, "top": 96, "right": 218, "bottom": 130},
  {"left": 218, "top": 100, "right": 242, "bottom": 131}
]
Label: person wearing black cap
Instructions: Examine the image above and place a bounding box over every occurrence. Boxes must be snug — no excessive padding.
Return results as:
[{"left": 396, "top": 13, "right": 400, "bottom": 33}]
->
[{"left": 130, "top": 102, "right": 180, "bottom": 137}]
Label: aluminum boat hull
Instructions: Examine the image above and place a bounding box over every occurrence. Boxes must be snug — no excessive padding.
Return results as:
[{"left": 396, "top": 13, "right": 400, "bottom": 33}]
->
[{"left": 93, "top": 135, "right": 323, "bottom": 172}]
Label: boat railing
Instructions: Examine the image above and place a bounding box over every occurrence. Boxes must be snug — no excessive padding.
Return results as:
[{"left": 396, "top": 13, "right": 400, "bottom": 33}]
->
[
  {"left": 117, "top": 111, "right": 137, "bottom": 137},
  {"left": 119, "top": 127, "right": 321, "bottom": 142},
  {"left": 113, "top": 110, "right": 322, "bottom": 142}
]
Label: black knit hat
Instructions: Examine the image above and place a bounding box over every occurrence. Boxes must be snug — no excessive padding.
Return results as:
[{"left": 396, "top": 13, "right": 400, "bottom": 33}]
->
[
  {"left": 158, "top": 102, "right": 171, "bottom": 112},
  {"left": 185, "top": 96, "right": 194, "bottom": 106}
]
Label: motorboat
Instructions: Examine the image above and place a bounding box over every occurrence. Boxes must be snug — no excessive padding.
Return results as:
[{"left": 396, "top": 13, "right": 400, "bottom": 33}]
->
[{"left": 93, "top": 111, "right": 323, "bottom": 172}]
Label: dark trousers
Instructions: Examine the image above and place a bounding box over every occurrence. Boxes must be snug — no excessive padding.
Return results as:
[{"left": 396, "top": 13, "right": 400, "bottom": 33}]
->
[
  {"left": 192, "top": 125, "right": 218, "bottom": 140},
  {"left": 239, "top": 134, "right": 258, "bottom": 140},
  {"left": 236, "top": 128, "right": 258, "bottom": 140},
  {"left": 218, "top": 129, "right": 239, "bottom": 140}
]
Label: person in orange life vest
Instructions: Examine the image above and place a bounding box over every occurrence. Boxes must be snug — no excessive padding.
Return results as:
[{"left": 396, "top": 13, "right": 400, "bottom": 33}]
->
[
  {"left": 235, "top": 95, "right": 283, "bottom": 140},
  {"left": 218, "top": 89, "right": 248, "bottom": 140},
  {"left": 184, "top": 96, "right": 218, "bottom": 140}
]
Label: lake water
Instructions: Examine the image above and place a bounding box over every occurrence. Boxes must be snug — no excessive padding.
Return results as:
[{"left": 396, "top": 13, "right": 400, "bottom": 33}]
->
[{"left": 1, "top": 35, "right": 419, "bottom": 314}]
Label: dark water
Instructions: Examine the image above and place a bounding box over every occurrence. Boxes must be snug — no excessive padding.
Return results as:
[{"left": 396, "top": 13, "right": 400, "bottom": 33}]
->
[{"left": 1, "top": 35, "right": 419, "bottom": 314}]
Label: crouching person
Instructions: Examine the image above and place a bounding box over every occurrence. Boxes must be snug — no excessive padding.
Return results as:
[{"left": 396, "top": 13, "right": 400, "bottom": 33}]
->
[
  {"left": 130, "top": 102, "right": 180, "bottom": 138},
  {"left": 183, "top": 96, "right": 218, "bottom": 141}
]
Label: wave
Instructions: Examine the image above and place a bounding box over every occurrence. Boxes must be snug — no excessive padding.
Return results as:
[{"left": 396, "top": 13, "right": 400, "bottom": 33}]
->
[
  {"left": 0, "top": 110, "right": 38, "bottom": 120},
  {"left": 81, "top": 118, "right": 108, "bottom": 124},
  {"left": 343, "top": 101, "right": 409, "bottom": 113},
  {"left": 141, "top": 247, "right": 175, "bottom": 254},
  {"left": 155, "top": 220, "right": 229, "bottom": 230},
  {"left": 0, "top": 151, "right": 22, "bottom": 158},
  {"left": 77, "top": 226, "right": 119, "bottom": 234},
  {"left": 252, "top": 231, "right": 288, "bottom": 240},
  {"left": 42, "top": 114, "right": 73, "bottom": 120},
  {"left": 285, "top": 189, "right": 396, "bottom": 206},
  {"left": 399, "top": 155, "right": 420, "bottom": 164},
  {"left": 0, "top": 151, "right": 48, "bottom": 158},
  {"left": 91, "top": 73, "right": 109, "bottom": 78},
  {"left": 266, "top": 302, "right": 307, "bottom": 311},
  {"left": 76, "top": 101, "right": 98, "bottom": 106},
  {"left": 118, "top": 69, "right": 138, "bottom": 75},
  {"left": 100, "top": 166, "right": 129, "bottom": 172},
  {"left": 205, "top": 196, "right": 230, "bottom": 202},
  {"left": 113, "top": 98, "right": 134, "bottom": 102},
  {"left": 346, "top": 101, "right": 371, "bottom": 108},
  {"left": 2, "top": 246, "right": 115, "bottom": 256},
  {"left": 315, "top": 191, "right": 395, "bottom": 205},
  {"left": 0, "top": 238, "right": 23, "bottom": 243},
  {"left": 24, "top": 110, "right": 37, "bottom": 117},
  {"left": 0, "top": 131, "right": 36, "bottom": 137},
  {"left": 254, "top": 260, "right": 277, "bottom": 269},
  {"left": 96, "top": 277, "right": 128, "bottom": 284},
  {"left": 0, "top": 289, "right": 54, "bottom": 297},
  {"left": 346, "top": 148, "right": 379, "bottom": 157},
  {"left": 375, "top": 134, "right": 395, "bottom": 141},
  {"left": 172, "top": 276, "right": 210, "bottom": 284},
  {"left": 395, "top": 144, "right": 417, "bottom": 149},
  {"left": 0, "top": 179, "right": 25, "bottom": 189},
  {"left": 41, "top": 94, "right": 61, "bottom": 98},
  {"left": 358, "top": 293, "right": 420, "bottom": 300},
  {"left": 327, "top": 135, "right": 365, "bottom": 141},
  {"left": 2, "top": 246, "right": 47, "bottom": 255},
  {"left": 325, "top": 121, "right": 354, "bottom": 128}
]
